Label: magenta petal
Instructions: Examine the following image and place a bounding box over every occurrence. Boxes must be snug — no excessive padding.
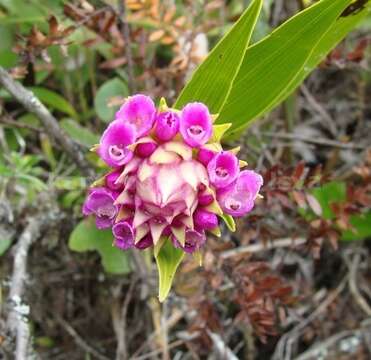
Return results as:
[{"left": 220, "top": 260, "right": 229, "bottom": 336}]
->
[
  {"left": 197, "top": 192, "right": 214, "bottom": 206},
  {"left": 113, "top": 221, "right": 135, "bottom": 250},
  {"left": 136, "top": 142, "right": 157, "bottom": 158},
  {"left": 154, "top": 111, "right": 180, "bottom": 142},
  {"left": 135, "top": 234, "right": 153, "bottom": 250},
  {"left": 207, "top": 151, "right": 239, "bottom": 189},
  {"left": 115, "top": 94, "right": 156, "bottom": 138},
  {"left": 99, "top": 120, "right": 135, "bottom": 167},
  {"left": 217, "top": 170, "right": 263, "bottom": 217},
  {"left": 106, "top": 169, "right": 124, "bottom": 191},
  {"left": 180, "top": 102, "right": 212, "bottom": 147},
  {"left": 194, "top": 209, "right": 218, "bottom": 230},
  {"left": 197, "top": 147, "right": 215, "bottom": 166},
  {"left": 83, "top": 188, "right": 118, "bottom": 228},
  {"left": 172, "top": 229, "right": 206, "bottom": 253}
]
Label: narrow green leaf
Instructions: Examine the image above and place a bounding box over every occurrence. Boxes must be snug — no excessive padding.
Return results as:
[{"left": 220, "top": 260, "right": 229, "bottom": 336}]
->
[
  {"left": 217, "top": 0, "right": 354, "bottom": 132},
  {"left": 155, "top": 238, "right": 185, "bottom": 302},
  {"left": 60, "top": 118, "right": 99, "bottom": 148},
  {"left": 174, "top": 0, "right": 263, "bottom": 113},
  {"left": 342, "top": 213, "right": 371, "bottom": 241},
  {"left": 220, "top": 213, "right": 236, "bottom": 232},
  {"left": 29, "top": 87, "right": 77, "bottom": 118},
  {"left": 94, "top": 77, "right": 128, "bottom": 123},
  {"left": 69, "top": 218, "right": 131, "bottom": 274}
]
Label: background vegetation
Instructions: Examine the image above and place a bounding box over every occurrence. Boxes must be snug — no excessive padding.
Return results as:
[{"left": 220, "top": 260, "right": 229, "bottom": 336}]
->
[{"left": 0, "top": 0, "right": 370, "bottom": 359}]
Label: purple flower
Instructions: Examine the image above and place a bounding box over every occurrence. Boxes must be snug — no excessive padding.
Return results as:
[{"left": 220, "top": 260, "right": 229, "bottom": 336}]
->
[
  {"left": 83, "top": 188, "right": 118, "bottom": 229},
  {"left": 197, "top": 147, "right": 215, "bottom": 166},
  {"left": 115, "top": 94, "right": 156, "bottom": 138},
  {"left": 154, "top": 111, "right": 180, "bottom": 142},
  {"left": 99, "top": 120, "right": 136, "bottom": 167},
  {"left": 194, "top": 208, "right": 218, "bottom": 230},
  {"left": 135, "top": 234, "right": 153, "bottom": 250},
  {"left": 113, "top": 220, "right": 135, "bottom": 250},
  {"left": 180, "top": 102, "right": 212, "bottom": 147},
  {"left": 207, "top": 151, "right": 239, "bottom": 189},
  {"left": 217, "top": 170, "right": 263, "bottom": 217},
  {"left": 173, "top": 229, "right": 206, "bottom": 253},
  {"left": 106, "top": 170, "right": 124, "bottom": 191},
  {"left": 136, "top": 142, "right": 157, "bottom": 158}
]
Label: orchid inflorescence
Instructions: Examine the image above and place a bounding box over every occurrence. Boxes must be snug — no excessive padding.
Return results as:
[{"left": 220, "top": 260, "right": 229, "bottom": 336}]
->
[{"left": 83, "top": 94, "right": 263, "bottom": 254}]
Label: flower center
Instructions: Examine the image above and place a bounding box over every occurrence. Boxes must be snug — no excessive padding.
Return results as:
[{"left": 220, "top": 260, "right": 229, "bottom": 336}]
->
[
  {"left": 226, "top": 199, "right": 241, "bottom": 211},
  {"left": 165, "top": 113, "right": 176, "bottom": 127},
  {"left": 97, "top": 204, "right": 116, "bottom": 218},
  {"left": 215, "top": 167, "right": 228, "bottom": 178},
  {"left": 188, "top": 125, "right": 204, "bottom": 137},
  {"left": 109, "top": 145, "right": 128, "bottom": 162}
]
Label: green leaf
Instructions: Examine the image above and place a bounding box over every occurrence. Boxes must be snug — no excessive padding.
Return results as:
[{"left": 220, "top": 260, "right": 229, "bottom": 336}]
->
[
  {"left": 60, "top": 118, "right": 99, "bottom": 148},
  {"left": 0, "top": 238, "right": 12, "bottom": 256},
  {"left": 342, "top": 213, "right": 371, "bottom": 241},
  {"left": 29, "top": 87, "right": 77, "bottom": 118},
  {"left": 69, "top": 218, "right": 131, "bottom": 274},
  {"left": 94, "top": 78, "right": 128, "bottom": 123},
  {"left": 155, "top": 238, "right": 185, "bottom": 302},
  {"left": 220, "top": 213, "right": 236, "bottom": 232},
  {"left": 174, "top": 0, "right": 263, "bottom": 113},
  {"left": 216, "top": 0, "right": 358, "bottom": 133},
  {"left": 311, "top": 181, "right": 346, "bottom": 220}
]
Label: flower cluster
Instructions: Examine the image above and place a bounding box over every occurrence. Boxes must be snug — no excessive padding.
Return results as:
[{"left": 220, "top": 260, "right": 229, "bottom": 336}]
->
[{"left": 83, "top": 94, "right": 263, "bottom": 253}]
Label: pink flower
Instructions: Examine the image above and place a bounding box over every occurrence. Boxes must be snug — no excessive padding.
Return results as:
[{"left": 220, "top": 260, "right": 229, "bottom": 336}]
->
[
  {"left": 180, "top": 102, "right": 212, "bottom": 147},
  {"left": 99, "top": 120, "right": 135, "bottom": 167},
  {"left": 83, "top": 188, "right": 118, "bottom": 229},
  {"left": 207, "top": 151, "right": 239, "bottom": 189},
  {"left": 217, "top": 170, "right": 263, "bottom": 217},
  {"left": 115, "top": 95, "right": 156, "bottom": 138},
  {"left": 154, "top": 111, "right": 180, "bottom": 142},
  {"left": 85, "top": 93, "right": 263, "bottom": 254}
]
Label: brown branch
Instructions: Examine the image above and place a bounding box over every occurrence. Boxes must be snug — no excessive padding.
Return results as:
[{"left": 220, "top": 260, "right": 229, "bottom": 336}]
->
[{"left": 0, "top": 66, "right": 94, "bottom": 178}]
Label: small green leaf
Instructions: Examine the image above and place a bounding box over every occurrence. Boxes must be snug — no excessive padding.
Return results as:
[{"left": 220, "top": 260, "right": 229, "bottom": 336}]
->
[
  {"left": 311, "top": 181, "right": 346, "bottom": 220},
  {"left": 0, "top": 238, "right": 12, "bottom": 256},
  {"left": 60, "top": 118, "right": 99, "bottom": 148},
  {"left": 175, "top": 0, "right": 263, "bottom": 113},
  {"left": 69, "top": 218, "right": 131, "bottom": 274},
  {"left": 155, "top": 238, "right": 185, "bottom": 302},
  {"left": 29, "top": 87, "right": 77, "bottom": 118},
  {"left": 94, "top": 78, "right": 128, "bottom": 123},
  {"left": 210, "top": 123, "right": 232, "bottom": 143},
  {"left": 342, "top": 213, "right": 371, "bottom": 241},
  {"left": 220, "top": 213, "right": 236, "bottom": 232}
]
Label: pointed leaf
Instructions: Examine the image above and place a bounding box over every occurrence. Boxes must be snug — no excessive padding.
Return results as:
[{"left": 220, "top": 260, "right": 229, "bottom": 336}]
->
[
  {"left": 220, "top": 213, "right": 236, "bottom": 232},
  {"left": 174, "top": 0, "right": 263, "bottom": 113},
  {"left": 155, "top": 238, "right": 185, "bottom": 302}
]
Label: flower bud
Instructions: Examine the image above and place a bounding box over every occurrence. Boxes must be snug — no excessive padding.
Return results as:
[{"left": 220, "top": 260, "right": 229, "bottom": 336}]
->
[
  {"left": 197, "top": 147, "right": 215, "bottom": 166},
  {"left": 106, "top": 170, "right": 124, "bottom": 191},
  {"left": 113, "top": 221, "right": 134, "bottom": 250},
  {"left": 136, "top": 142, "right": 157, "bottom": 158},
  {"left": 194, "top": 208, "right": 218, "bottom": 230},
  {"left": 154, "top": 111, "right": 180, "bottom": 142}
]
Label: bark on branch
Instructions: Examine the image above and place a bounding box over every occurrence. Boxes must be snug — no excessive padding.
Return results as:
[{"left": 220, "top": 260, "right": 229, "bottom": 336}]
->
[{"left": 0, "top": 66, "right": 94, "bottom": 178}]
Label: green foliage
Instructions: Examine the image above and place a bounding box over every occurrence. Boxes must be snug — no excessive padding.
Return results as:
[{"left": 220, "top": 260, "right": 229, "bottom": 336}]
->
[
  {"left": 311, "top": 182, "right": 371, "bottom": 241},
  {"left": 0, "top": 238, "right": 12, "bottom": 256},
  {"left": 94, "top": 78, "right": 129, "bottom": 123},
  {"left": 175, "top": 0, "right": 262, "bottom": 113},
  {"left": 176, "top": 0, "right": 370, "bottom": 135},
  {"left": 155, "top": 238, "right": 185, "bottom": 302},
  {"left": 220, "top": 213, "right": 236, "bottom": 232},
  {"left": 69, "top": 218, "right": 131, "bottom": 275},
  {"left": 30, "top": 87, "right": 77, "bottom": 118},
  {"left": 60, "top": 119, "right": 99, "bottom": 148}
]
